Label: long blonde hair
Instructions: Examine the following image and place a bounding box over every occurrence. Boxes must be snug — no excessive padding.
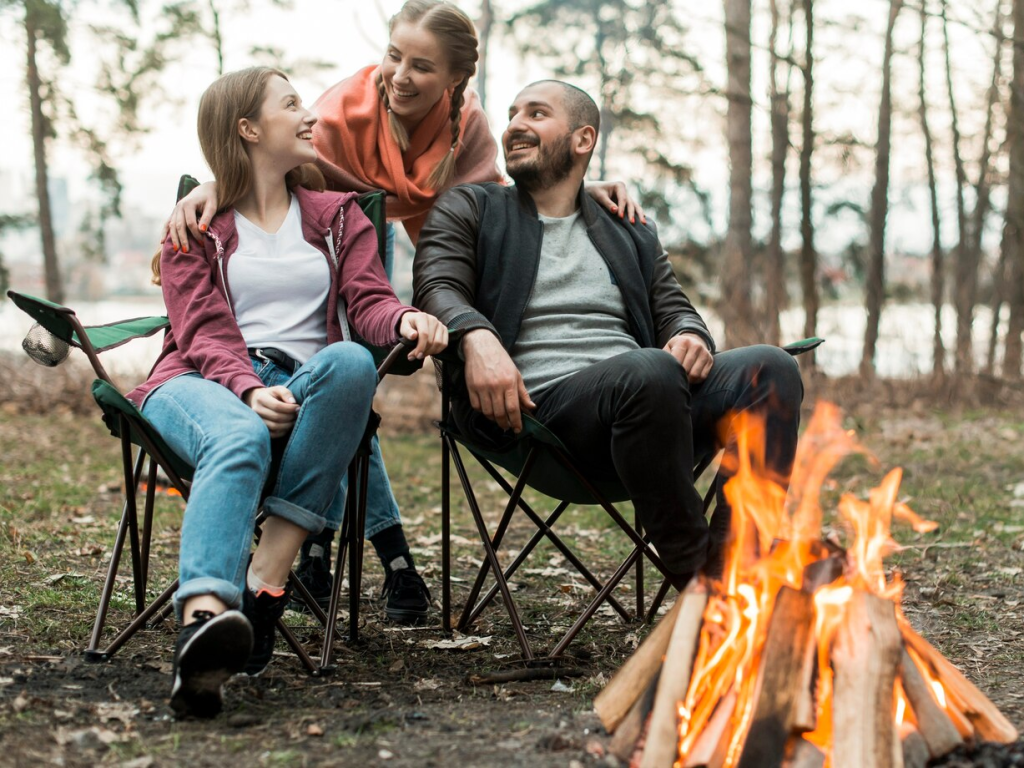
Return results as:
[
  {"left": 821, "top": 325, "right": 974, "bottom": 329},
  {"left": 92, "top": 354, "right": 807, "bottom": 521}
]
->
[
  {"left": 152, "top": 67, "right": 324, "bottom": 284},
  {"left": 377, "top": 0, "right": 478, "bottom": 191}
]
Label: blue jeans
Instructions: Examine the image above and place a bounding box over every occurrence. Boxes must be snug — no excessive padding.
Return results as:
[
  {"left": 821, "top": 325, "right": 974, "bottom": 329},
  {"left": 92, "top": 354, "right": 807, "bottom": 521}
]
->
[
  {"left": 143, "top": 342, "right": 378, "bottom": 618},
  {"left": 384, "top": 222, "right": 395, "bottom": 281},
  {"left": 258, "top": 355, "right": 402, "bottom": 538}
]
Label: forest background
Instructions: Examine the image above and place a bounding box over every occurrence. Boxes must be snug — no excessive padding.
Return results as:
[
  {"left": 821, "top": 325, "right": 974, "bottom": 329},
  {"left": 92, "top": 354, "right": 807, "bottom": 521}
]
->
[{"left": 1, "top": 0, "right": 1023, "bottom": 382}]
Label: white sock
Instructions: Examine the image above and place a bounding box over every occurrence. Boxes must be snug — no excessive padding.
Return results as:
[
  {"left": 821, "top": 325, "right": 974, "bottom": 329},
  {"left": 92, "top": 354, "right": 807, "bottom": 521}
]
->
[{"left": 247, "top": 562, "right": 286, "bottom": 597}]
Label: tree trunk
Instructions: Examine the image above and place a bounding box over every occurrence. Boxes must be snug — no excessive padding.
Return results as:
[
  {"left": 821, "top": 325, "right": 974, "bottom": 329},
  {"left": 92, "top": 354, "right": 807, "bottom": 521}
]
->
[
  {"left": 918, "top": 0, "right": 945, "bottom": 380},
  {"left": 799, "top": 0, "right": 819, "bottom": 366},
  {"left": 721, "top": 0, "right": 756, "bottom": 348},
  {"left": 942, "top": 0, "right": 972, "bottom": 374},
  {"left": 985, "top": 229, "right": 1009, "bottom": 374},
  {"left": 766, "top": 0, "right": 790, "bottom": 347},
  {"left": 477, "top": 0, "right": 493, "bottom": 110},
  {"left": 25, "top": 6, "right": 63, "bottom": 305},
  {"left": 1003, "top": 0, "right": 1024, "bottom": 378},
  {"left": 862, "top": 0, "right": 903, "bottom": 378},
  {"left": 967, "top": 3, "right": 1007, "bottom": 375},
  {"left": 207, "top": 0, "right": 224, "bottom": 75}
]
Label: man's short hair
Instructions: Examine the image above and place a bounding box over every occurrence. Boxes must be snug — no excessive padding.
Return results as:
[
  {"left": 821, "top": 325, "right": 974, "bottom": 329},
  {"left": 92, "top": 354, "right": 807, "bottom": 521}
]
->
[{"left": 529, "top": 80, "right": 601, "bottom": 134}]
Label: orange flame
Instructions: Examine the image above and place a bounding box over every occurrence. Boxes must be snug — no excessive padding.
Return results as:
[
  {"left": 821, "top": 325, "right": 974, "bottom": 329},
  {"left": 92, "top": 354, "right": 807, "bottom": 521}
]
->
[{"left": 674, "top": 403, "right": 937, "bottom": 768}]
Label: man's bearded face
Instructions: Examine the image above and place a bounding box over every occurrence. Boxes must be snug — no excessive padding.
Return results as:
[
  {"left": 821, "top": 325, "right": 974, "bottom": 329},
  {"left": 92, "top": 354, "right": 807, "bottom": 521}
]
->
[{"left": 504, "top": 130, "right": 575, "bottom": 191}]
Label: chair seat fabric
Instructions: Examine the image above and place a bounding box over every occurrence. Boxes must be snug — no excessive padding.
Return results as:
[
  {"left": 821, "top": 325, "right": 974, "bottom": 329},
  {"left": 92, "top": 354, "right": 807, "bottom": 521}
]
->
[
  {"left": 447, "top": 414, "right": 631, "bottom": 505},
  {"left": 91, "top": 379, "right": 194, "bottom": 483}
]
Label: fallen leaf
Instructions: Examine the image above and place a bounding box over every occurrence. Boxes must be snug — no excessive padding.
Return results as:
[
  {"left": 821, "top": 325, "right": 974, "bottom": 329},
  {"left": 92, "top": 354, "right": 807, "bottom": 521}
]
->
[
  {"left": 422, "top": 635, "right": 492, "bottom": 651},
  {"left": 378, "top": 749, "right": 395, "bottom": 760},
  {"left": 551, "top": 679, "right": 575, "bottom": 693},
  {"left": 95, "top": 701, "right": 139, "bottom": 724},
  {"left": 306, "top": 723, "right": 324, "bottom": 737},
  {"left": 413, "top": 678, "right": 442, "bottom": 691},
  {"left": 388, "top": 659, "right": 405, "bottom": 673}
]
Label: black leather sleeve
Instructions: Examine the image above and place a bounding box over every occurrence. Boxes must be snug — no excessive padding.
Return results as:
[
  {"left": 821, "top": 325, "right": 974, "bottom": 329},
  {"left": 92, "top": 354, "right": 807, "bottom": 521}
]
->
[{"left": 412, "top": 186, "right": 501, "bottom": 352}]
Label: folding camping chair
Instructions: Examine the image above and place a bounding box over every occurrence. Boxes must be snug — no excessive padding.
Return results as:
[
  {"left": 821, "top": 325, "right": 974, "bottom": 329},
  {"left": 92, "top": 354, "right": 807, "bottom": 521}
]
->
[
  {"left": 437, "top": 338, "right": 823, "bottom": 662},
  {"left": 7, "top": 183, "right": 415, "bottom": 674}
]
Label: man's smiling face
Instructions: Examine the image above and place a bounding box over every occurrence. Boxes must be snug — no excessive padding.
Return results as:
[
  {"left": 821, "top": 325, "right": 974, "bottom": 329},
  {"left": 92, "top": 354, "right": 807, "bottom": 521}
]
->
[{"left": 502, "top": 82, "right": 576, "bottom": 191}]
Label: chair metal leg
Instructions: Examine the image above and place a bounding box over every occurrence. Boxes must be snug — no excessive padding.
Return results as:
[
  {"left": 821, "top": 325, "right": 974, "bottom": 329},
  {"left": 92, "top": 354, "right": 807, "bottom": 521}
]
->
[
  {"left": 118, "top": 421, "right": 146, "bottom": 615},
  {"left": 551, "top": 446, "right": 672, "bottom": 578},
  {"left": 277, "top": 619, "right": 319, "bottom": 675},
  {"left": 141, "top": 458, "right": 158, "bottom": 593},
  {"left": 462, "top": 499, "right": 570, "bottom": 627},
  {"left": 349, "top": 455, "right": 370, "bottom": 644},
  {"left": 441, "top": 431, "right": 452, "bottom": 634},
  {"left": 473, "top": 460, "right": 632, "bottom": 624},
  {"left": 85, "top": 578, "right": 177, "bottom": 662},
  {"left": 644, "top": 577, "right": 674, "bottom": 624},
  {"left": 448, "top": 439, "right": 534, "bottom": 660},
  {"left": 457, "top": 448, "right": 537, "bottom": 631},
  {"left": 549, "top": 543, "right": 647, "bottom": 659},
  {"left": 635, "top": 511, "right": 644, "bottom": 619},
  {"left": 87, "top": 448, "right": 146, "bottom": 657}
]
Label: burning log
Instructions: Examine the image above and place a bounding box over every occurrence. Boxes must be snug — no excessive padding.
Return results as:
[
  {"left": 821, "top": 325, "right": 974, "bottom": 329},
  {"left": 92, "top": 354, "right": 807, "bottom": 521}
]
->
[
  {"left": 901, "top": 624, "right": 1019, "bottom": 743},
  {"left": 594, "top": 594, "right": 684, "bottom": 733},
  {"left": 734, "top": 587, "right": 818, "bottom": 768},
  {"left": 609, "top": 670, "right": 660, "bottom": 762},
  {"left": 899, "top": 726, "right": 931, "bottom": 768},
  {"left": 898, "top": 649, "right": 963, "bottom": 757},
  {"left": 784, "top": 738, "right": 825, "bottom": 768},
  {"left": 640, "top": 580, "right": 708, "bottom": 768},
  {"left": 683, "top": 689, "right": 736, "bottom": 768},
  {"left": 831, "top": 591, "right": 903, "bottom": 768}
]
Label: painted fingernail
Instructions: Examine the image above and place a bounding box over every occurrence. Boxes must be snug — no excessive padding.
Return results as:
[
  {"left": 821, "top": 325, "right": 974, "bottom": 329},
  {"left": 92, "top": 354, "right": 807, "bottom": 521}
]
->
[
  {"left": 630, "top": 216, "right": 635, "bottom": 224},
  {"left": 610, "top": 205, "right": 617, "bottom": 211},
  {"left": 172, "top": 244, "right": 179, "bottom": 253},
  {"left": 199, "top": 224, "right": 208, "bottom": 233},
  {"left": 642, "top": 217, "right": 647, "bottom": 224},
  {"left": 182, "top": 245, "right": 189, "bottom": 253}
]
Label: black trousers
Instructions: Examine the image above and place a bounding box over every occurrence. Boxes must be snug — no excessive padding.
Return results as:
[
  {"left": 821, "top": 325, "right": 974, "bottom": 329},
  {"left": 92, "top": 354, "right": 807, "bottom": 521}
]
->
[{"left": 454, "top": 345, "right": 804, "bottom": 577}]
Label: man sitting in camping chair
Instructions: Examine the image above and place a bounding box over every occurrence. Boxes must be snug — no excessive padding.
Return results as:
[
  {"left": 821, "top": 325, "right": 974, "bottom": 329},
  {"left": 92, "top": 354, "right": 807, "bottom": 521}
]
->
[{"left": 412, "top": 80, "right": 804, "bottom": 588}]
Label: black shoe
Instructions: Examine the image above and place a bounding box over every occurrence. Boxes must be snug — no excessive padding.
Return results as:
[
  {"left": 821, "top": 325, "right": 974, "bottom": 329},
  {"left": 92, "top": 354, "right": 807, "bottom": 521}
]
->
[
  {"left": 241, "top": 586, "right": 290, "bottom": 676},
  {"left": 381, "top": 555, "right": 431, "bottom": 625},
  {"left": 290, "top": 531, "right": 334, "bottom": 613},
  {"left": 170, "top": 610, "right": 253, "bottom": 718}
]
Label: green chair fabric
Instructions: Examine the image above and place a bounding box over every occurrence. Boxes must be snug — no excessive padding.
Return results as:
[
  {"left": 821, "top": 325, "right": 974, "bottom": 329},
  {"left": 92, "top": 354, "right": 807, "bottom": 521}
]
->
[{"left": 91, "top": 379, "right": 194, "bottom": 484}]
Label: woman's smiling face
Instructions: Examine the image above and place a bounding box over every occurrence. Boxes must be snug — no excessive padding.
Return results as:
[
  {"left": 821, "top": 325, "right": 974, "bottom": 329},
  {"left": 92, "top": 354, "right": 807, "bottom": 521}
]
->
[{"left": 381, "top": 21, "right": 463, "bottom": 134}]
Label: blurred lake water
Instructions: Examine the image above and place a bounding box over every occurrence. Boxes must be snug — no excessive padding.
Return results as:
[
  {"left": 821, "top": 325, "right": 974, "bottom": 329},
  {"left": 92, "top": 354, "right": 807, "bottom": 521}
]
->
[{"left": 1, "top": 297, "right": 1007, "bottom": 380}]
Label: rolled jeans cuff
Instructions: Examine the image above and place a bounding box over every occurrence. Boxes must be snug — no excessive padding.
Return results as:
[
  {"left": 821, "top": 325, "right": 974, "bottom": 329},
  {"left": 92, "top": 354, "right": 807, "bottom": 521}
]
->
[
  {"left": 174, "top": 577, "right": 244, "bottom": 622},
  {"left": 263, "top": 496, "right": 327, "bottom": 535}
]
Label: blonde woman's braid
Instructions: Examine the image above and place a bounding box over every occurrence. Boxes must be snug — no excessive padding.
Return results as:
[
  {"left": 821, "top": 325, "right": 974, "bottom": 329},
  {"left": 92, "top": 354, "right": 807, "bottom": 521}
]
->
[{"left": 427, "top": 80, "right": 467, "bottom": 190}]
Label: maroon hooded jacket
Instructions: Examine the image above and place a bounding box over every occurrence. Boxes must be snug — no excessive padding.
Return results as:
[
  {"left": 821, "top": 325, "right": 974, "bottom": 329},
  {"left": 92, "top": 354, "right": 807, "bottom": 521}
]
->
[{"left": 127, "top": 186, "right": 411, "bottom": 406}]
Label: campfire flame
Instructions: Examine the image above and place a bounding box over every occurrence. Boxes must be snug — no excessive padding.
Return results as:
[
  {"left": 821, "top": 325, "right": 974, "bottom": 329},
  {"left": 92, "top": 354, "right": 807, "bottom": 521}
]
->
[{"left": 663, "top": 402, "right": 975, "bottom": 768}]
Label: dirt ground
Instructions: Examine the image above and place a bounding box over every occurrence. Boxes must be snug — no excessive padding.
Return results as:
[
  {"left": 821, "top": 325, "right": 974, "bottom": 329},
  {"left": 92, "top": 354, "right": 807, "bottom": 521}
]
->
[{"left": 1, "top": 373, "right": 1023, "bottom": 767}]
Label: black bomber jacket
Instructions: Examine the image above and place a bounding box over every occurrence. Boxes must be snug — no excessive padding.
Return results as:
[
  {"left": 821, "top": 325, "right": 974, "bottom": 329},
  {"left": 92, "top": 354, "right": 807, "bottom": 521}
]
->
[{"left": 412, "top": 181, "right": 716, "bottom": 361}]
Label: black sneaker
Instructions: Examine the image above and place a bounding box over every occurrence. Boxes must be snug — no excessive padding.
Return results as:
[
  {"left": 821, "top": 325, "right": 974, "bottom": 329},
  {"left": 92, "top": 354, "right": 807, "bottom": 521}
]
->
[
  {"left": 381, "top": 555, "right": 431, "bottom": 624},
  {"left": 241, "top": 586, "right": 290, "bottom": 676},
  {"left": 170, "top": 610, "right": 253, "bottom": 718},
  {"left": 290, "top": 531, "right": 334, "bottom": 613}
]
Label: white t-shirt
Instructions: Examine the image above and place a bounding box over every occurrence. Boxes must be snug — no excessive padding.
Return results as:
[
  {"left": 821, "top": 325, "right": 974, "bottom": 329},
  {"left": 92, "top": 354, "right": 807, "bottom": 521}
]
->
[{"left": 228, "top": 195, "right": 330, "bottom": 365}]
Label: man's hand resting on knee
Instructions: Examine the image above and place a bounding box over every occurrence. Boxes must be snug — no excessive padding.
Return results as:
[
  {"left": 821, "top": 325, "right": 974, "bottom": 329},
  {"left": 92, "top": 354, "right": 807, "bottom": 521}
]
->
[
  {"left": 463, "top": 329, "right": 536, "bottom": 434},
  {"left": 663, "top": 333, "right": 714, "bottom": 383}
]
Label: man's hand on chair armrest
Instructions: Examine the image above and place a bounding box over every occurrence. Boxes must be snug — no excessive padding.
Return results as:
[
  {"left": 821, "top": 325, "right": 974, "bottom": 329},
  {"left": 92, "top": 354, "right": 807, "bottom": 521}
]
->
[
  {"left": 663, "top": 333, "right": 714, "bottom": 384},
  {"left": 463, "top": 329, "right": 536, "bottom": 434}
]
